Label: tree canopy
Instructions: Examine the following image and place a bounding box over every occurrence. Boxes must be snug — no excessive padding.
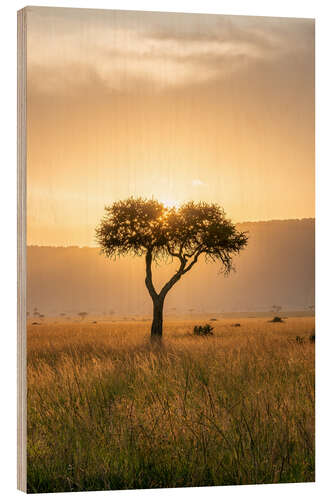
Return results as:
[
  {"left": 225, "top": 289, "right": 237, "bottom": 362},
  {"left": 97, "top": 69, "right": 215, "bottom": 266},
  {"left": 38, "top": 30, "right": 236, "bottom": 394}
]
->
[{"left": 96, "top": 197, "right": 247, "bottom": 273}]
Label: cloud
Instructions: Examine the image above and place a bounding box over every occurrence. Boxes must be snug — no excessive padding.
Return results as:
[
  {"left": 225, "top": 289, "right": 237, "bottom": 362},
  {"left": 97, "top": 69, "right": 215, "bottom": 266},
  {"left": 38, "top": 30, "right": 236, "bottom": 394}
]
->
[{"left": 27, "top": 8, "right": 314, "bottom": 95}]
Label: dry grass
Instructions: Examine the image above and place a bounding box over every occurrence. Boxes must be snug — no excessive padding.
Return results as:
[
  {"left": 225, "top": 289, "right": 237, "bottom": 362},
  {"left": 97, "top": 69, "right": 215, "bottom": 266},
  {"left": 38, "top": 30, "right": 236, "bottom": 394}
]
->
[{"left": 27, "top": 317, "right": 315, "bottom": 492}]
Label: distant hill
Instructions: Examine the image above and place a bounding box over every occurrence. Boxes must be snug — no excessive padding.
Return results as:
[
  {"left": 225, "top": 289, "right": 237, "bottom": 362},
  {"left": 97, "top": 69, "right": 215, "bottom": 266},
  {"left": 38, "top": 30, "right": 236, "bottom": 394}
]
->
[{"left": 27, "top": 218, "right": 315, "bottom": 316}]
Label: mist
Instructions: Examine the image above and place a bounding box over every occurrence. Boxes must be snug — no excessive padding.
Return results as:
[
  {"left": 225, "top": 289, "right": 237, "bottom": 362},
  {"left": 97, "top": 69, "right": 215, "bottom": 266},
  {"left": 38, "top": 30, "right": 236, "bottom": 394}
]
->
[{"left": 27, "top": 218, "right": 314, "bottom": 317}]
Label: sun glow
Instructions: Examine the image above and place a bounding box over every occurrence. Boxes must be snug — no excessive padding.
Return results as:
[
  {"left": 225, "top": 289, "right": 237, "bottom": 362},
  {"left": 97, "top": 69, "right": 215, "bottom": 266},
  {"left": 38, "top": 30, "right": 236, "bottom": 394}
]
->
[{"left": 160, "top": 198, "right": 180, "bottom": 209}]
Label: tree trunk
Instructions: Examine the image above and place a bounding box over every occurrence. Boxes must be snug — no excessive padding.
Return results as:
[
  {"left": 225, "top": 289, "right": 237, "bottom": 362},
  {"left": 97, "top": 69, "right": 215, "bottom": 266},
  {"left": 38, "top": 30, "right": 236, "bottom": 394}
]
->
[
  {"left": 151, "top": 297, "right": 164, "bottom": 340},
  {"left": 145, "top": 248, "right": 186, "bottom": 341}
]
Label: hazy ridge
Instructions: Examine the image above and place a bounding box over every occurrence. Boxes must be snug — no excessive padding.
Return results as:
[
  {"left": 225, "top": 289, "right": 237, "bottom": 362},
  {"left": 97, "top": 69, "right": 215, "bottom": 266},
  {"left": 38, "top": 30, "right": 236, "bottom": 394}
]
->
[{"left": 27, "top": 218, "right": 315, "bottom": 316}]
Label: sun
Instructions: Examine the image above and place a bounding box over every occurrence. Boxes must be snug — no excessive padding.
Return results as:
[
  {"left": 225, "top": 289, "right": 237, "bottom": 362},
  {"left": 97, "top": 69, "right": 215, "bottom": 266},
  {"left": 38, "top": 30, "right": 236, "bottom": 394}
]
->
[{"left": 160, "top": 198, "right": 180, "bottom": 209}]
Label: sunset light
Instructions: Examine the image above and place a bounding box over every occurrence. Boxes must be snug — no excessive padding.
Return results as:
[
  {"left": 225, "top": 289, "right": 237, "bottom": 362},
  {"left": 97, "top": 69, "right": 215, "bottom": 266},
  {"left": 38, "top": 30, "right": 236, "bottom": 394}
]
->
[
  {"left": 21, "top": 7, "right": 315, "bottom": 493},
  {"left": 160, "top": 198, "right": 180, "bottom": 209},
  {"left": 26, "top": 9, "right": 314, "bottom": 247}
]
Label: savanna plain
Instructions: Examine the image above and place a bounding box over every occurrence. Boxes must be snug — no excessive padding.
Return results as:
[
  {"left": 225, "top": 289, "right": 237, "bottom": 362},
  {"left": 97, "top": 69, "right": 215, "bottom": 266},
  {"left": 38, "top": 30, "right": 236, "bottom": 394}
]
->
[{"left": 27, "top": 315, "right": 315, "bottom": 492}]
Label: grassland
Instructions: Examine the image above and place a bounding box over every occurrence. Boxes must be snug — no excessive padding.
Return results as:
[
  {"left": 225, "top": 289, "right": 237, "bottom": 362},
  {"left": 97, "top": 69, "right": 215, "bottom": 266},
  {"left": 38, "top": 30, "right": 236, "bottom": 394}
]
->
[{"left": 27, "top": 316, "right": 315, "bottom": 493}]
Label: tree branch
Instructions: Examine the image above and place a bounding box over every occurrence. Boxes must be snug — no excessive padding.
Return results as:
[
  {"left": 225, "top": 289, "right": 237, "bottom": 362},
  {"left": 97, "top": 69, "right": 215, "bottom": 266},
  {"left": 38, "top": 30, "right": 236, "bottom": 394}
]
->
[
  {"left": 159, "top": 249, "right": 203, "bottom": 300},
  {"left": 159, "top": 259, "right": 186, "bottom": 300},
  {"left": 183, "top": 250, "right": 202, "bottom": 274},
  {"left": 166, "top": 243, "right": 180, "bottom": 258},
  {"left": 184, "top": 241, "right": 204, "bottom": 259}
]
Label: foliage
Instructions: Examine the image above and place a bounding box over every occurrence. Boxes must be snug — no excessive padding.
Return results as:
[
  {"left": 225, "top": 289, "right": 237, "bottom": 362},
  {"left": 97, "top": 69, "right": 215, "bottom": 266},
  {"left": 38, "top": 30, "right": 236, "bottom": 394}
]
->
[
  {"left": 193, "top": 324, "right": 214, "bottom": 335},
  {"left": 96, "top": 198, "right": 248, "bottom": 274},
  {"left": 271, "top": 316, "right": 283, "bottom": 323}
]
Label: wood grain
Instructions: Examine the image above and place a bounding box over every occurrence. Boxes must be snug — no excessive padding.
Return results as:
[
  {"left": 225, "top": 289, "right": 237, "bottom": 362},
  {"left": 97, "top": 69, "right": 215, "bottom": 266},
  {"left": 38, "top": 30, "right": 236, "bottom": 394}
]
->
[{"left": 17, "top": 7, "right": 27, "bottom": 493}]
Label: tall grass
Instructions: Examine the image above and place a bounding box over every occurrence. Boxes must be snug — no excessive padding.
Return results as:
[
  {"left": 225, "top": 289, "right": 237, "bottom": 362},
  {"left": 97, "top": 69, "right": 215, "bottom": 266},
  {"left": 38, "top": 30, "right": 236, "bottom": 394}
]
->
[{"left": 27, "top": 318, "right": 315, "bottom": 492}]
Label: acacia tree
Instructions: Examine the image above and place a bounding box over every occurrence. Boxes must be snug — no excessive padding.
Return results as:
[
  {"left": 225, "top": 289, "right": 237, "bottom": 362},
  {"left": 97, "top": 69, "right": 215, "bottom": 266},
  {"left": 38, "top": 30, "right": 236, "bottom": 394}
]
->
[{"left": 96, "top": 198, "right": 248, "bottom": 340}]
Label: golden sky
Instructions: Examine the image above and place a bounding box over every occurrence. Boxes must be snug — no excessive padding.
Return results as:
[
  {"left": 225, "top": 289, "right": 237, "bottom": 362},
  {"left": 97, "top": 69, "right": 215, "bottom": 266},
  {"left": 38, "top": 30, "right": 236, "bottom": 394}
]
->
[{"left": 26, "top": 7, "right": 315, "bottom": 246}]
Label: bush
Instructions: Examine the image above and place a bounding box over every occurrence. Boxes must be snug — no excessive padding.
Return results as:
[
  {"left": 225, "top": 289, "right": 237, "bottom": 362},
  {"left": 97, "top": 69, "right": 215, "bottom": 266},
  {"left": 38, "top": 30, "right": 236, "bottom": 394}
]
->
[
  {"left": 193, "top": 324, "right": 214, "bottom": 336},
  {"left": 232, "top": 323, "right": 241, "bottom": 327},
  {"left": 296, "top": 336, "right": 304, "bottom": 344},
  {"left": 270, "top": 316, "right": 283, "bottom": 323},
  {"left": 309, "top": 331, "right": 315, "bottom": 343}
]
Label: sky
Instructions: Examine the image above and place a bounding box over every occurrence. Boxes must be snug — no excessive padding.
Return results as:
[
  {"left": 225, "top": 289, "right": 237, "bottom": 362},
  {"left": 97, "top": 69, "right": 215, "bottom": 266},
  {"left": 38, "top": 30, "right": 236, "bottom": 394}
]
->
[{"left": 26, "top": 7, "right": 315, "bottom": 247}]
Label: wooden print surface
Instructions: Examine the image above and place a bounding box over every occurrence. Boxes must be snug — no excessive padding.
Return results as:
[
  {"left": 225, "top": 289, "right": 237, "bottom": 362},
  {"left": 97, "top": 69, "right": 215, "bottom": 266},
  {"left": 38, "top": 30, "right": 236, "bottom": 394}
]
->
[{"left": 19, "top": 6, "right": 315, "bottom": 493}]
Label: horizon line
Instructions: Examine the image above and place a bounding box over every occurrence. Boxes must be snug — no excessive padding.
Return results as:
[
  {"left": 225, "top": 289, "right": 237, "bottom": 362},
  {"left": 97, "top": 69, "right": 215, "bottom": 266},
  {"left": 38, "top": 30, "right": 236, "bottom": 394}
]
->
[{"left": 27, "top": 216, "right": 315, "bottom": 249}]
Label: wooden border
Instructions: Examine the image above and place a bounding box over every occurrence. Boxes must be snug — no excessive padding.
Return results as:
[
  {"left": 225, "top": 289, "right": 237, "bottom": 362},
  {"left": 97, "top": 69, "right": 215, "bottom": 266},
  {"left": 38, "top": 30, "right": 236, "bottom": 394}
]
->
[{"left": 17, "top": 7, "right": 27, "bottom": 493}]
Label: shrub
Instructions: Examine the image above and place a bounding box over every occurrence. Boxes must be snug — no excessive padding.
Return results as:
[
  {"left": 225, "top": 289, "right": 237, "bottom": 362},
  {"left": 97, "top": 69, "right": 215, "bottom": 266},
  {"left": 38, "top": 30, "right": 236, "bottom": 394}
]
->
[
  {"left": 296, "top": 336, "right": 304, "bottom": 344},
  {"left": 193, "top": 324, "right": 214, "bottom": 336},
  {"left": 309, "top": 331, "right": 315, "bottom": 343},
  {"left": 232, "top": 323, "right": 241, "bottom": 327},
  {"left": 270, "top": 316, "right": 283, "bottom": 323}
]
